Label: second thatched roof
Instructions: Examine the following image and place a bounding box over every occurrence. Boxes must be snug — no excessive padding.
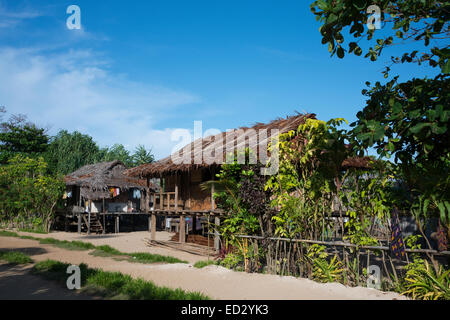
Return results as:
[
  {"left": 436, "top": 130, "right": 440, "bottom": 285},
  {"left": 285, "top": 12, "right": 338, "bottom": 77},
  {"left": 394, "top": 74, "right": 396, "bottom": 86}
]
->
[{"left": 65, "top": 160, "right": 149, "bottom": 200}]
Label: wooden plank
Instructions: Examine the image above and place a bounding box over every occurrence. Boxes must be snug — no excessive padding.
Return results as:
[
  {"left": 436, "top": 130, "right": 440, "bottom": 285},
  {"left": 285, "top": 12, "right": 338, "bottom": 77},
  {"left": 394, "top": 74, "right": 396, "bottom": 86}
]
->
[
  {"left": 151, "top": 214, "right": 156, "bottom": 241},
  {"left": 175, "top": 183, "right": 178, "bottom": 211},
  {"left": 115, "top": 216, "right": 119, "bottom": 234},
  {"left": 102, "top": 198, "right": 106, "bottom": 234},
  {"left": 160, "top": 178, "right": 163, "bottom": 210},
  {"left": 87, "top": 200, "right": 91, "bottom": 235},
  {"left": 179, "top": 215, "right": 186, "bottom": 243}
]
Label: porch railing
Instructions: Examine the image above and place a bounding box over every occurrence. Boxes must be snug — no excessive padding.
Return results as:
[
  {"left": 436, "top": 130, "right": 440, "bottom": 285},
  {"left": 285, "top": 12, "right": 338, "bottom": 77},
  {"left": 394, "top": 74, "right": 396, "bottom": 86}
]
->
[{"left": 150, "top": 191, "right": 181, "bottom": 211}]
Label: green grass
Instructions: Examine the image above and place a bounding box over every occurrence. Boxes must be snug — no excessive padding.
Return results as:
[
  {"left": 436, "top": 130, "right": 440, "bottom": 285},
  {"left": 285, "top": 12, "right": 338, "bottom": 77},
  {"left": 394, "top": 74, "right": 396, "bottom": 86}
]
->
[
  {"left": 0, "top": 230, "right": 20, "bottom": 238},
  {"left": 93, "top": 245, "right": 123, "bottom": 256},
  {"left": 193, "top": 260, "right": 217, "bottom": 268},
  {"left": 38, "top": 238, "right": 96, "bottom": 251},
  {"left": 32, "top": 259, "right": 209, "bottom": 300},
  {"left": 0, "top": 230, "right": 38, "bottom": 240},
  {"left": 128, "top": 252, "right": 187, "bottom": 264},
  {"left": 18, "top": 227, "right": 48, "bottom": 234},
  {"left": 91, "top": 245, "right": 188, "bottom": 264},
  {"left": 0, "top": 251, "right": 33, "bottom": 265}
]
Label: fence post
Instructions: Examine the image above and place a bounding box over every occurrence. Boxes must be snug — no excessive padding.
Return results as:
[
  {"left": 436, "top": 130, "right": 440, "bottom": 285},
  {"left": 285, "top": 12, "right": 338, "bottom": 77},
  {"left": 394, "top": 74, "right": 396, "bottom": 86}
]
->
[{"left": 214, "top": 216, "right": 220, "bottom": 251}]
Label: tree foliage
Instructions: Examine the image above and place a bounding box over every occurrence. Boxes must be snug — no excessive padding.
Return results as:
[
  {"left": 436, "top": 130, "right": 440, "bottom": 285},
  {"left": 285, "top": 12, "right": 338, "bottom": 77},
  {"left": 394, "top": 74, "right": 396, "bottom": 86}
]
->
[
  {"left": 0, "top": 111, "right": 49, "bottom": 164},
  {"left": 45, "top": 130, "right": 103, "bottom": 175},
  {"left": 0, "top": 156, "right": 65, "bottom": 232},
  {"left": 132, "top": 144, "right": 155, "bottom": 166},
  {"left": 311, "top": 0, "right": 450, "bottom": 235}
]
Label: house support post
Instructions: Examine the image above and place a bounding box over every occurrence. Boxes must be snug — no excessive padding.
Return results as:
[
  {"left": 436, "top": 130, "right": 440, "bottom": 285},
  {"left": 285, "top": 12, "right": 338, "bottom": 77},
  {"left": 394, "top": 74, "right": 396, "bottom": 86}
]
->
[
  {"left": 179, "top": 213, "right": 186, "bottom": 243},
  {"left": 115, "top": 216, "right": 119, "bottom": 234},
  {"left": 64, "top": 214, "right": 68, "bottom": 232},
  {"left": 151, "top": 213, "right": 156, "bottom": 241},
  {"left": 87, "top": 200, "right": 91, "bottom": 235},
  {"left": 102, "top": 198, "right": 106, "bottom": 234},
  {"left": 77, "top": 213, "right": 81, "bottom": 234}
]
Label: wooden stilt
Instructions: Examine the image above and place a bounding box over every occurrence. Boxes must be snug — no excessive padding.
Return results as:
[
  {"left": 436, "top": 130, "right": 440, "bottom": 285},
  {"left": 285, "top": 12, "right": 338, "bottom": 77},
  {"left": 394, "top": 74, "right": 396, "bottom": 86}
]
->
[
  {"left": 77, "top": 213, "right": 81, "bottom": 234},
  {"left": 88, "top": 200, "right": 91, "bottom": 235},
  {"left": 179, "top": 213, "right": 186, "bottom": 243},
  {"left": 64, "top": 214, "right": 68, "bottom": 232},
  {"left": 151, "top": 214, "right": 156, "bottom": 241},
  {"left": 102, "top": 198, "right": 106, "bottom": 234}
]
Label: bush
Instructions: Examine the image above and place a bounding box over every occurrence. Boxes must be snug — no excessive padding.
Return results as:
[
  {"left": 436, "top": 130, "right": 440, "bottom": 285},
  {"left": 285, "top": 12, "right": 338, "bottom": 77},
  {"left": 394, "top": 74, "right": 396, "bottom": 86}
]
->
[
  {"left": 402, "top": 259, "right": 450, "bottom": 300},
  {"left": 0, "top": 251, "right": 33, "bottom": 264}
]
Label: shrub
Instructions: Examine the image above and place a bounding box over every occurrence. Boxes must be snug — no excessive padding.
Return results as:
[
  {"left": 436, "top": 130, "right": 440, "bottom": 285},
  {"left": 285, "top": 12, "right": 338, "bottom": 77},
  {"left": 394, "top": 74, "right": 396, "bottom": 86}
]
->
[{"left": 0, "top": 251, "right": 33, "bottom": 264}]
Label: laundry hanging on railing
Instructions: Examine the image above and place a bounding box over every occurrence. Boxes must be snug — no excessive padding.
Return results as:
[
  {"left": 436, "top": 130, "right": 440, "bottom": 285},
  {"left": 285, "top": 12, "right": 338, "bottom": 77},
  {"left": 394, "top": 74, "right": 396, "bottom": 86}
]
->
[{"left": 109, "top": 187, "right": 120, "bottom": 198}]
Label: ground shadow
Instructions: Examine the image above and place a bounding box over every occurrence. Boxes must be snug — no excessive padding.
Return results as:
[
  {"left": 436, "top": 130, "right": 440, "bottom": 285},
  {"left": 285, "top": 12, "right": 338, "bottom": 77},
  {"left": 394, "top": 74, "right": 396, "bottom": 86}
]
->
[{"left": 0, "top": 264, "right": 96, "bottom": 300}]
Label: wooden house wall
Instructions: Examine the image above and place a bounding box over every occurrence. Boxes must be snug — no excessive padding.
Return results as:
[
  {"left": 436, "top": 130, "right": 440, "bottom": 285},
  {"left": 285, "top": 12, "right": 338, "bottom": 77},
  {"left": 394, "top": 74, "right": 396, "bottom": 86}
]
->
[{"left": 162, "top": 168, "right": 215, "bottom": 211}]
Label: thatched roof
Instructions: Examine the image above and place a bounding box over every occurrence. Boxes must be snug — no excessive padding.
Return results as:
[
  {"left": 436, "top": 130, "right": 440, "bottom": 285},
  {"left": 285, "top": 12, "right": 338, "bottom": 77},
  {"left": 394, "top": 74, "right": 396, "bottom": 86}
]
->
[
  {"left": 125, "top": 113, "right": 371, "bottom": 178},
  {"left": 125, "top": 113, "right": 317, "bottom": 177},
  {"left": 341, "top": 156, "right": 373, "bottom": 169},
  {"left": 65, "top": 160, "right": 149, "bottom": 200}
]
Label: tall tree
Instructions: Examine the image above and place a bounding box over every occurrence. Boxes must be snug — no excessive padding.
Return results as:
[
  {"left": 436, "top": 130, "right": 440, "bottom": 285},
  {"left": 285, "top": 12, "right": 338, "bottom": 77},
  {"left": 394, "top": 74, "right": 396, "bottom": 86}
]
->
[
  {"left": 0, "top": 109, "right": 49, "bottom": 164},
  {"left": 101, "top": 144, "right": 133, "bottom": 167},
  {"left": 45, "top": 130, "right": 102, "bottom": 175},
  {"left": 132, "top": 144, "right": 155, "bottom": 166}
]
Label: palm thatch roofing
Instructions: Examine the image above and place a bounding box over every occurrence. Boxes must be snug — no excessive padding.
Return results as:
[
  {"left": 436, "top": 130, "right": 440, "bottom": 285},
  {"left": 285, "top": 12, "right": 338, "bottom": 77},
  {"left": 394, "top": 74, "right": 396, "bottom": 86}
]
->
[
  {"left": 65, "top": 160, "right": 149, "bottom": 200},
  {"left": 341, "top": 156, "right": 373, "bottom": 169},
  {"left": 125, "top": 113, "right": 371, "bottom": 178}
]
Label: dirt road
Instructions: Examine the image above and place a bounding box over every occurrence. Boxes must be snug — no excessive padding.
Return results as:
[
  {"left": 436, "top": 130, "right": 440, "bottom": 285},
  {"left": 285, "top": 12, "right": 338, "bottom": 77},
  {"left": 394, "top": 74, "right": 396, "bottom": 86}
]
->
[{"left": 0, "top": 236, "right": 406, "bottom": 300}]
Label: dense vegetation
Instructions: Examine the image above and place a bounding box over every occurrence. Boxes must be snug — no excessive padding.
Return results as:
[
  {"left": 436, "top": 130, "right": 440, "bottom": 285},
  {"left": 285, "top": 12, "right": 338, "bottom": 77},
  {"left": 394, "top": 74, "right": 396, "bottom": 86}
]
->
[
  {"left": 0, "top": 0, "right": 448, "bottom": 300},
  {"left": 0, "top": 107, "right": 155, "bottom": 231},
  {"left": 210, "top": 0, "right": 449, "bottom": 300},
  {"left": 0, "top": 107, "right": 155, "bottom": 174}
]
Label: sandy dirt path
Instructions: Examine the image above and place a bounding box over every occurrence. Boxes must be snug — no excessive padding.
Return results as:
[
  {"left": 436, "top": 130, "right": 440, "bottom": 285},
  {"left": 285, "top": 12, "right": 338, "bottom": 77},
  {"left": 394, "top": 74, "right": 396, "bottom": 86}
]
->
[
  {"left": 14, "top": 231, "right": 209, "bottom": 264},
  {"left": 0, "top": 236, "right": 406, "bottom": 300}
]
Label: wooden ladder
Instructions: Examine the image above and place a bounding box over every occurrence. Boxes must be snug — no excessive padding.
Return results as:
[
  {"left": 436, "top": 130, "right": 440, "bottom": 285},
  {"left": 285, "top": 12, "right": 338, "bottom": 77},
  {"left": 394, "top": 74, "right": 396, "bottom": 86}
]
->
[{"left": 81, "top": 213, "right": 104, "bottom": 234}]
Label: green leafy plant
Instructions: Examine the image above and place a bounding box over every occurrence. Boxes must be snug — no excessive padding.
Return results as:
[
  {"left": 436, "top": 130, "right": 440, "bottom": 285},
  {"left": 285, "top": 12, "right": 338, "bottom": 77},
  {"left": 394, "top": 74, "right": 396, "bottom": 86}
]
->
[
  {"left": 402, "top": 260, "right": 450, "bottom": 300},
  {"left": 305, "top": 244, "right": 344, "bottom": 283},
  {"left": 0, "top": 251, "right": 33, "bottom": 265},
  {"left": 0, "top": 156, "right": 65, "bottom": 232}
]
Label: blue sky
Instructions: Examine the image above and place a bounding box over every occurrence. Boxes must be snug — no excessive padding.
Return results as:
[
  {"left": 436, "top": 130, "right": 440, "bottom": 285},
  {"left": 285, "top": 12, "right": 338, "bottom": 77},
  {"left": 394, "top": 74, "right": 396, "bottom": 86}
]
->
[{"left": 0, "top": 0, "right": 438, "bottom": 159}]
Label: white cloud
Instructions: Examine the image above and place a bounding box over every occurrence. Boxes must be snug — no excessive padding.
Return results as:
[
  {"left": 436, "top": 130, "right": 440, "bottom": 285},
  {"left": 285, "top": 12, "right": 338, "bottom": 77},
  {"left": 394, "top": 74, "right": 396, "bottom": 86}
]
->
[
  {"left": 0, "top": 47, "right": 200, "bottom": 159},
  {"left": 0, "top": 2, "right": 43, "bottom": 29}
]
